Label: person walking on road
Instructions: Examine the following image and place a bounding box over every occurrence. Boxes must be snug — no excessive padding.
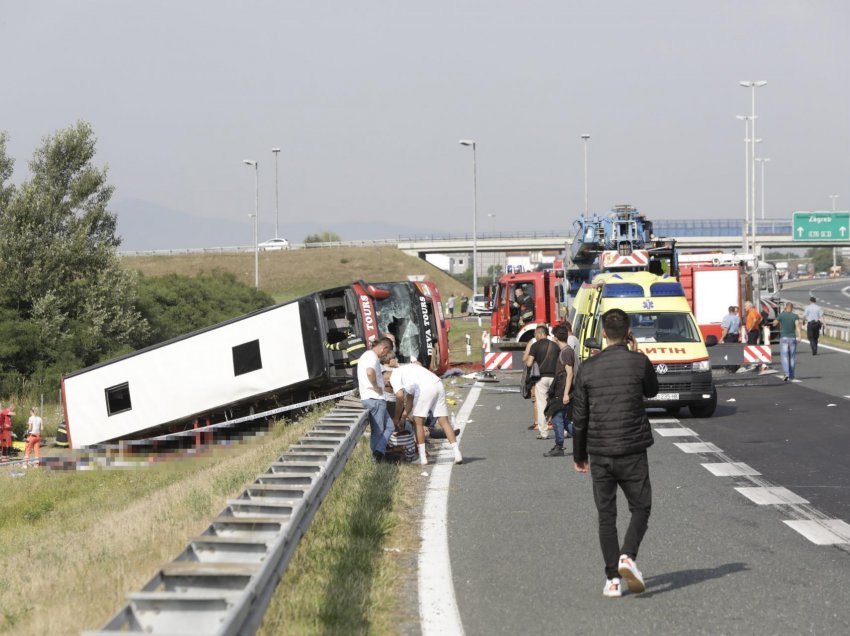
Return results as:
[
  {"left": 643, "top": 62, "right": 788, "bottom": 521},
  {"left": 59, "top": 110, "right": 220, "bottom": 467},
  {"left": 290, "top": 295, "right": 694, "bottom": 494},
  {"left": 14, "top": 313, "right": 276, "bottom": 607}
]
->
[
  {"left": 358, "top": 337, "right": 396, "bottom": 462},
  {"left": 524, "top": 325, "right": 559, "bottom": 440},
  {"left": 773, "top": 302, "right": 802, "bottom": 382},
  {"left": 803, "top": 296, "right": 825, "bottom": 356},
  {"left": 743, "top": 301, "right": 762, "bottom": 345},
  {"left": 720, "top": 306, "right": 742, "bottom": 343},
  {"left": 543, "top": 323, "right": 576, "bottom": 457},
  {"left": 572, "top": 309, "right": 659, "bottom": 598}
]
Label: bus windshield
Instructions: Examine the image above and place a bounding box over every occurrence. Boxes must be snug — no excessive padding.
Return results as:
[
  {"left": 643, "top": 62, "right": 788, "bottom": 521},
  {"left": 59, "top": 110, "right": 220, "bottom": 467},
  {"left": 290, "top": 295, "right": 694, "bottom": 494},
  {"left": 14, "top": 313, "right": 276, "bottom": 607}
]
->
[
  {"left": 627, "top": 312, "right": 702, "bottom": 344},
  {"left": 372, "top": 282, "right": 436, "bottom": 368}
]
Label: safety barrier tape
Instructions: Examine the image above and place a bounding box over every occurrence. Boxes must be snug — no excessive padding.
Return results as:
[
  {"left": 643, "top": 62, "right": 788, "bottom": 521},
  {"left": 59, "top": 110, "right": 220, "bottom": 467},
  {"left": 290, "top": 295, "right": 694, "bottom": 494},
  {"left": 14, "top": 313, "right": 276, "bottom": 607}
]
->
[{"left": 84, "top": 399, "right": 368, "bottom": 635}]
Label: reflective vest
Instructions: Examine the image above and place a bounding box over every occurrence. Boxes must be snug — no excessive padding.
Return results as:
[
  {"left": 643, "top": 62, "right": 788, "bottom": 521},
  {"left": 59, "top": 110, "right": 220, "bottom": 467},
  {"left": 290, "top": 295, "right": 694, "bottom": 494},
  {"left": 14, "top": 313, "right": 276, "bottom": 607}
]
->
[
  {"left": 325, "top": 335, "right": 367, "bottom": 366},
  {"left": 55, "top": 421, "right": 69, "bottom": 447}
]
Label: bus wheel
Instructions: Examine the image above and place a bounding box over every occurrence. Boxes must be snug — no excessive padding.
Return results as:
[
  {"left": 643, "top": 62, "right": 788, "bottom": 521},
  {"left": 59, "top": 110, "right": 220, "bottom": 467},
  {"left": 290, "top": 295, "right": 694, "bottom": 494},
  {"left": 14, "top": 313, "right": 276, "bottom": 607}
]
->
[{"left": 688, "top": 387, "right": 717, "bottom": 418}]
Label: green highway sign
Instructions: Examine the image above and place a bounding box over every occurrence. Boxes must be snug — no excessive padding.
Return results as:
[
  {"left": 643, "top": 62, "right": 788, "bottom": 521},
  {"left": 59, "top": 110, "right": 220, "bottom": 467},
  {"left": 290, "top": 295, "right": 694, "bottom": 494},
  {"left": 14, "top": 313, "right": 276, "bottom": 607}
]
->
[{"left": 793, "top": 211, "right": 850, "bottom": 241}]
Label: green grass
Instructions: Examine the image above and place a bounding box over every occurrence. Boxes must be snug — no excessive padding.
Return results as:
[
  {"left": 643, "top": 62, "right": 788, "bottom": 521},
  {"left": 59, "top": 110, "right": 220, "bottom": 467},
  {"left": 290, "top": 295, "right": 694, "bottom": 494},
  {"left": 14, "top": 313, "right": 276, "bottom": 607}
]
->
[
  {"left": 0, "top": 410, "right": 420, "bottom": 635},
  {"left": 447, "top": 315, "right": 491, "bottom": 365},
  {"left": 125, "top": 246, "right": 472, "bottom": 304},
  {"left": 259, "top": 444, "right": 421, "bottom": 635}
]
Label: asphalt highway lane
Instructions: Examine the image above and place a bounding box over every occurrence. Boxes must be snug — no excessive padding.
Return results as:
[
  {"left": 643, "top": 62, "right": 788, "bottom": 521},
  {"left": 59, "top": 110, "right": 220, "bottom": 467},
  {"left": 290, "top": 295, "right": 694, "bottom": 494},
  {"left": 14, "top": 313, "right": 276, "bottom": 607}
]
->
[
  {"left": 783, "top": 278, "right": 850, "bottom": 312},
  {"left": 447, "top": 372, "right": 850, "bottom": 634}
]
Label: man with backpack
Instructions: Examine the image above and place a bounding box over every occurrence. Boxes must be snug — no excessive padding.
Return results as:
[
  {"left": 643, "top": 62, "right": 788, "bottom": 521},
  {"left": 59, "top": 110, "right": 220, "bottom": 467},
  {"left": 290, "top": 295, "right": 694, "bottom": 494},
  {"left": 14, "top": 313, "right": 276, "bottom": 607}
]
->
[{"left": 523, "top": 325, "right": 559, "bottom": 440}]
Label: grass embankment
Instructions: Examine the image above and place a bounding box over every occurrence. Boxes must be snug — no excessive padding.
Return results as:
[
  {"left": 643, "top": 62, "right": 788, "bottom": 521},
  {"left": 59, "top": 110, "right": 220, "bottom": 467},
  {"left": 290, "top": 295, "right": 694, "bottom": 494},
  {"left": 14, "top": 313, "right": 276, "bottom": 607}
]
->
[
  {"left": 126, "top": 246, "right": 472, "bottom": 304},
  {"left": 0, "top": 412, "right": 420, "bottom": 635}
]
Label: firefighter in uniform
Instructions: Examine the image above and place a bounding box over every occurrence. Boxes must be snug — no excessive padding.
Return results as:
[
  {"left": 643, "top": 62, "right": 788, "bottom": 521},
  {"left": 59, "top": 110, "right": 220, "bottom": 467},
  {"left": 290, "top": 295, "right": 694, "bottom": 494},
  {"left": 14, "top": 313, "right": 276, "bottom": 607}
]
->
[{"left": 325, "top": 313, "right": 367, "bottom": 368}]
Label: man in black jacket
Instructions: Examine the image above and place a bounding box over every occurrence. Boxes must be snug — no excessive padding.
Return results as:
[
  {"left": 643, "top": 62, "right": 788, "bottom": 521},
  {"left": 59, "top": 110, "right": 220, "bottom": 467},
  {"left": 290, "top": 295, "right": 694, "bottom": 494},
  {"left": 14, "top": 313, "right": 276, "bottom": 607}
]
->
[{"left": 572, "top": 308, "right": 659, "bottom": 598}]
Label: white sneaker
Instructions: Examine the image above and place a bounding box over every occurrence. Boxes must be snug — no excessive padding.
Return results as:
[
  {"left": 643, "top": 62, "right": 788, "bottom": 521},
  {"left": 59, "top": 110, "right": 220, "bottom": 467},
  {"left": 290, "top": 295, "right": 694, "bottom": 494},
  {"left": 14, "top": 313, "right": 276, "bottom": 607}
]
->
[
  {"left": 618, "top": 554, "right": 646, "bottom": 593},
  {"left": 454, "top": 453, "right": 463, "bottom": 465},
  {"left": 603, "top": 577, "right": 622, "bottom": 598}
]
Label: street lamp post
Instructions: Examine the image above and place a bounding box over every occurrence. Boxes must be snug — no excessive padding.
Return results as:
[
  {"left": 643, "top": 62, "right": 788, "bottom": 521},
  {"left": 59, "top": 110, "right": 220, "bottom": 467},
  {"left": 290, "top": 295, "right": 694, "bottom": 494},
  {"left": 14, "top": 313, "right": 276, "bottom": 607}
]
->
[
  {"left": 459, "top": 140, "right": 478, "bottom": 296},
  {"left": 272, "top": 148, "right": 281, "bottom": 239},
  {"left": 755, "top": 157, "right": 770, "bottom": 220},
  {"left": 487, "top": 213, "right": 497, "bottom": 289},
  {"left": 740, "top": 80, "right": 767, "bottom": 254},
  {"left": 243, "top": 159, "right": 259, "bottom": 288},
  {"left": 736, "top": 116, "right": 751, "bottom": 253},
  {"left": 830, "top": 195, "right": 840, "bottom": 271},
  {"left": 581, "top": 134, "right": 590, "bottom": 216}
]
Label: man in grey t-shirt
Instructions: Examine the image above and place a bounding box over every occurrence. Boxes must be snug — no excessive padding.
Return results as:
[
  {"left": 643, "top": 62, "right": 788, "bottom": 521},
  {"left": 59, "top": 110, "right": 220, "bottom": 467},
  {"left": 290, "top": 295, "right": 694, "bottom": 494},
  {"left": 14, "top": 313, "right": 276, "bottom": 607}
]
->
[{"left": 803, "top": 296, "right": 825, "bottom": 355}]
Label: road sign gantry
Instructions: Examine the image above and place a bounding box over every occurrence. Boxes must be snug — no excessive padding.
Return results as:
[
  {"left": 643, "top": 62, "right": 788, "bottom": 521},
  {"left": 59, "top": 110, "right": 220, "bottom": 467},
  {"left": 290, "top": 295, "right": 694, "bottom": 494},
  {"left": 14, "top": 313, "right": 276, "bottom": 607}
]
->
[{"left": 793, "top": 211, "right": 850, "bottom": 241}]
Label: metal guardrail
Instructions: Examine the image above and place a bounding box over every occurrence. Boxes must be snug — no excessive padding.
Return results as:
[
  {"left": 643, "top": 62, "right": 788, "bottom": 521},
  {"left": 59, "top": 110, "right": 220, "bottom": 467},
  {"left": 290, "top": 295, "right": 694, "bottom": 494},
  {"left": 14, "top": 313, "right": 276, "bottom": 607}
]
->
[
  {"left": 119, "top": 239, "right": 400, "bottom": 256},
  {"left": 85, "top": 398, "right": 368, "bottom": 635}
]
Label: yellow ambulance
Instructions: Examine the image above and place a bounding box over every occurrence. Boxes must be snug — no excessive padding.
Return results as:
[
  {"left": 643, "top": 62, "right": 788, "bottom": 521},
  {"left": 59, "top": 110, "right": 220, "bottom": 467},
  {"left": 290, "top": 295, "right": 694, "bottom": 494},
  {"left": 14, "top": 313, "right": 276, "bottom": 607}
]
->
[{"left": 571, "top": 270, "right": 718, "bottom": 418}]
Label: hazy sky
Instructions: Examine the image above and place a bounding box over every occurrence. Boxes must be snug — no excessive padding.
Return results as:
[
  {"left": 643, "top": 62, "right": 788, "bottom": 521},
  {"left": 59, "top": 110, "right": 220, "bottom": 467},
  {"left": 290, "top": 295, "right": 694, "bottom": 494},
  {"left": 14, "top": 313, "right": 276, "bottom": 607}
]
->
[{"left": 2, "top": 1, "right": 848, "bottom": 241}]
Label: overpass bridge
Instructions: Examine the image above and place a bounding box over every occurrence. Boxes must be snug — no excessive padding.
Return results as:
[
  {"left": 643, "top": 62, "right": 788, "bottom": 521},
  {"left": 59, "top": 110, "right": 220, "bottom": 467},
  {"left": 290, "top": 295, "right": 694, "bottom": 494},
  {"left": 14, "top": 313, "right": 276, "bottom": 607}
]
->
[{"left": 397, "top": 218, "right": 850, "bottom": 258}]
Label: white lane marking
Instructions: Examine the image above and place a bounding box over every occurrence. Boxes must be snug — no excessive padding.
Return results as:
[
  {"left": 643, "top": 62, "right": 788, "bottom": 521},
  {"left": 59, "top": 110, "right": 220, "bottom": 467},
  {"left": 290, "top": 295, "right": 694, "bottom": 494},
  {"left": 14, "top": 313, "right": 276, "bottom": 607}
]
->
[
  {"left": 674, "top": 442, "right": 723, "bottom": 453},
  {"left": 649, "top": 418, "right": 680, "bottom": 425},
  {"left": 734, "top": 486, "right": 809, "bottom": 505},
  {"left": 702, "top": 462, "right": 762, "bottom": 476},
  {"left": 801, "top": 339, "right": 850, "bottom": 355},
  {"left": 783, "top": 519, "right": 850, "bottom": 545},
  {"left": 655, "top": 427, "right": 697, "bottom": 437},
  {"left": 418, "top": 385, "right": 480, "bottom": 636}
]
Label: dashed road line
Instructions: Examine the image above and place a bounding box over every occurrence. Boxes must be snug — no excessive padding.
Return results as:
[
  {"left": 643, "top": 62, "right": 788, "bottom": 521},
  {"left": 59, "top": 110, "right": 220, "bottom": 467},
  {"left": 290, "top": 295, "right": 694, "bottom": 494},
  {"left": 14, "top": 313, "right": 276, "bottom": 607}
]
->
[
  {"left": 654, "top": 427, "right": 697, "bottom": 437},
  {"left": 651, "top": 415, "right": 850, "bottom": 548}
]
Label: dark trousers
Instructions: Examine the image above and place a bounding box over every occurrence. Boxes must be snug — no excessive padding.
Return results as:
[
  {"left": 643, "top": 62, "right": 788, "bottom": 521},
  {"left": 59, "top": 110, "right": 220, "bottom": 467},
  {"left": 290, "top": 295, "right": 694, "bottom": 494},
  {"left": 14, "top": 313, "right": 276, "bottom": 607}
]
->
[
  {"left": 746, "top": 329, "right": 760, "bottom": 345},
  {"left": 589, "top": 451, "right": 652, "bottom": 579},
  {"left": 807, "top": 322, "right": 821, "bottom": 355}
]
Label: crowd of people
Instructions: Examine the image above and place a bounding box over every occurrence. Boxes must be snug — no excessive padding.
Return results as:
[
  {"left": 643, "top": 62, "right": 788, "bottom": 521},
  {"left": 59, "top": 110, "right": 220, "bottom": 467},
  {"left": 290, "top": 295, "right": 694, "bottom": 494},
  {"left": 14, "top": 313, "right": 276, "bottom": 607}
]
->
[{"left": 0, "top": 402, "right": 43, "bottom": 466}]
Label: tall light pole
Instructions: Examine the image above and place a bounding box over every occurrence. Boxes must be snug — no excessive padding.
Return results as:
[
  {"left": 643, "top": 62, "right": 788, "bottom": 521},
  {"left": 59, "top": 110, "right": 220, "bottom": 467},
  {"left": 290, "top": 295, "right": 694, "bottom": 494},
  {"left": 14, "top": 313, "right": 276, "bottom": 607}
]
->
[
  {"left": 487, "top": 213, "right": 497, "bottom": 290},
  {"left": 736, "top": 116, "right": 751, "bottom": 252},
  {"left": 581, "top": 134, "right": 590, "bottom": 216},
  {"left": 830, "top": 194, "right": 840, "bottom": 273},
  {"left": 243, "top": 159, "right": 259, "bottom": 288},
  {"left": 459, "top": 140, "right": 478, "bottom": 295},
  {"left": 740, "top": 80, "right": 767, "bottom": 254},
  {"left": 272, "top": 147, "right": 281, "bottom": 239},
  {"left": 755, "top": 157, "right": 771, "bottom": 220}
]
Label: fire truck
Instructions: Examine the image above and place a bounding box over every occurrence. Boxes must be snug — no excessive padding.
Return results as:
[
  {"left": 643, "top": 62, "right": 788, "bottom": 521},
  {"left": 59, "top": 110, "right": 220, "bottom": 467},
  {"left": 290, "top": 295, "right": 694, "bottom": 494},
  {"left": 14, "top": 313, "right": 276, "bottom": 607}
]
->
[
  {"left": 677, "top": 253, "right": 782, "bottom": 343},
  {"left": 489, "top": 205, "right": 676, "bottom": 345}
]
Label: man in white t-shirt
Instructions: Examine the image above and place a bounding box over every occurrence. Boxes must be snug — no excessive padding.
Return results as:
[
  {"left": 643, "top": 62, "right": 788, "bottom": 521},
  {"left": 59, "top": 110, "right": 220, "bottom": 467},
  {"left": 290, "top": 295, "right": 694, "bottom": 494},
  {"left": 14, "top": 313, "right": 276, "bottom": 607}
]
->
[
  {"left": 24, "top": 406, "right": 43, "bottom": 466},
  {"left": 357, "top": 337, "right": 396, "bottom": 462},
  {"left": 389, "top": 363, "right": 462, "bottom": 465}
]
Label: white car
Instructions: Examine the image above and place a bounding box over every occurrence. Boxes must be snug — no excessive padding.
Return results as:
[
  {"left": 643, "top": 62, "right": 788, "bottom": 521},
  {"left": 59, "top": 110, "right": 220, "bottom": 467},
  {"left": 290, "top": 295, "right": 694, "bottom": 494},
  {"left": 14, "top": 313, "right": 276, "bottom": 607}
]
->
[
  {"left": 257, "top": 238, "right": 290, "bottom": 251},
  {"left": 470, "top": 294, "right": 492, "bottom": 315}
]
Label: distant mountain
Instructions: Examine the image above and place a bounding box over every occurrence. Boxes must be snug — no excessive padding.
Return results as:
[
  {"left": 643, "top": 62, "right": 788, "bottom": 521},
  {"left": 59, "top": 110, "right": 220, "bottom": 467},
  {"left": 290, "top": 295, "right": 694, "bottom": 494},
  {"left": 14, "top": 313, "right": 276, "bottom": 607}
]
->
[{"left": 112, "top": 198, "right": 435, "bottom": 251}]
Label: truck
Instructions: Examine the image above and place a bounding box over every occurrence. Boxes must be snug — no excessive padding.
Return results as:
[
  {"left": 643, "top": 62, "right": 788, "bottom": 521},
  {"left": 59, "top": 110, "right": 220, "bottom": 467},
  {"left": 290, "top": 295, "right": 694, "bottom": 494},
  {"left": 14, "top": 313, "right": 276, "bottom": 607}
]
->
[
  {"left": 677, "top": 252, "right": 782, "bottom": 343},
  {"left": 61, "top": 279, "right": 449, "bottom": 448},
  {"left": 489, "top": 205, "right": 676, "bottom": 345}
]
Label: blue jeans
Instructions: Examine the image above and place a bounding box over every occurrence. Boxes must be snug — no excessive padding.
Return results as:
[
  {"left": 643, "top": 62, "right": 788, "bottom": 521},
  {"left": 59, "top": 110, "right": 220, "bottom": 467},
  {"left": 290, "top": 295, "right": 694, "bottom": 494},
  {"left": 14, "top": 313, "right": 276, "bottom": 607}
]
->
[
  {"left": 552, "top": 408, "right": 573, "bottom": 447},
  {"left": 779, "top": 337, "right": 797, "bottom": 379},
  {"left": 362, "top": 399, "right": 394, "bottom": 453}
]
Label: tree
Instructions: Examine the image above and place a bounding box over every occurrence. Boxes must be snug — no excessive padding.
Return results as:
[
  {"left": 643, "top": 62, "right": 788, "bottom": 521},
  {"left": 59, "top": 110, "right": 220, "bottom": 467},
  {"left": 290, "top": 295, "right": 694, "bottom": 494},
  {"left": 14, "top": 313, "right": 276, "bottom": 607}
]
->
[
  {"left": 807, "top": 247, "right": 842, "bottom": 273},
  {"left": 134, "top": 271, "right": 274, "bottom": 347},
  {"left": 304, "top": 231, "right": 341, "bottom": 244},
  {"left": 0, "top": 132, "right": 14, "bottom": 213},
  {"left": 0, "top": 121, "right": 148, "bottom": 376}
]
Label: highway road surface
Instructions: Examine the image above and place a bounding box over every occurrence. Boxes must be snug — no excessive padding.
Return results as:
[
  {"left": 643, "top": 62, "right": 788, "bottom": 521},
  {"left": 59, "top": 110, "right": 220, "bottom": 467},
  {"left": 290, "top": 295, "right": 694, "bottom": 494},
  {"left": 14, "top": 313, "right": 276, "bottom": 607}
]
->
[
  {"left": 783, "top": 277, "right": 850, "bottom": 313},
  {"left": 434, "top": 344, "right": 850, "bottom": 635}
]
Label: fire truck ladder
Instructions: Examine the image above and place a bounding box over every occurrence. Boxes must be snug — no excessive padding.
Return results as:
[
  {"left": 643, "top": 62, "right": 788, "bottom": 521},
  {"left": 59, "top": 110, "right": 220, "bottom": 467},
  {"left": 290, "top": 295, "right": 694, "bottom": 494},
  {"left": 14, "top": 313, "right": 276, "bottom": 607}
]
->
[{"left": 84, "top": 400, "right": 368, "bottom": 636}]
